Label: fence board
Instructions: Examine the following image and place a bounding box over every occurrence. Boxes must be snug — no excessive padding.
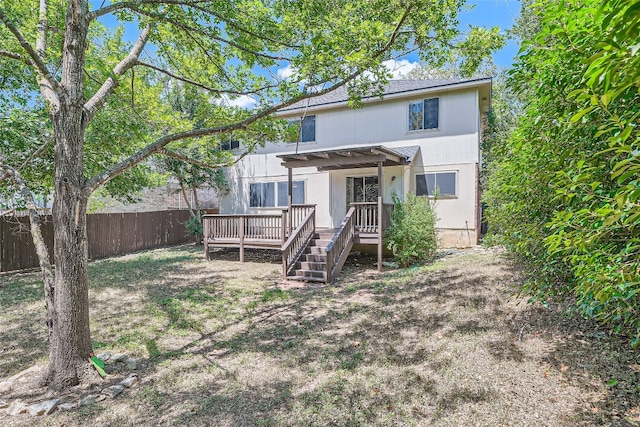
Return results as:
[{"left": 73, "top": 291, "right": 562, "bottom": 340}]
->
[{"left": 1, "top": 210, "right": 191, "bottom": 272}]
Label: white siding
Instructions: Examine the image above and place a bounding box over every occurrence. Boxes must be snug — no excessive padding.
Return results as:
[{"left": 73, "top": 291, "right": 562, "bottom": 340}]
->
[{"left": 219, "top": 85, "right": 483, "bottom": 242}]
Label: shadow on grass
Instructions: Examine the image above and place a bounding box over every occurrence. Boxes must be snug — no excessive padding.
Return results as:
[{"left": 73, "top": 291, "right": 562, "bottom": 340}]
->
[
  {"left": 5, "top": 247, "right": 627, "bottom": 426},
  {"left": 118, "top": 254, "right": 518, "bottom": 425},
  {"left": 506, "top": 302, "right": 640, "bottom": 426}
]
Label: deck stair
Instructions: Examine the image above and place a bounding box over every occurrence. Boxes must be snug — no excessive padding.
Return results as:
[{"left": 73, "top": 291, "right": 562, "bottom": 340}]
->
[{"left": 286, "top": 229, "right": 336, "bottom": 282}]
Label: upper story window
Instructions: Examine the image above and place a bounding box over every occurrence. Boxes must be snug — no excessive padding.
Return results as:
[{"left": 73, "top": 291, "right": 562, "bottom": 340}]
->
[
  {"left": 408, "top": 98, "right": 439, "bottom": 131},
  {"left": 220, "top": 140, "right": 240, "bottom": 151},
  {"left": 416, "top": 172, "right": 456, "bottom": 197},
  {"left": 289, "top": 115, "right": 316, "bottom": 143}
]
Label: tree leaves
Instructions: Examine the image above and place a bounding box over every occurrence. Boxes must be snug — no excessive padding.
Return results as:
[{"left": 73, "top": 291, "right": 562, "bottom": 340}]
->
[{"left": 484, "top": 0, "right": 640, "bottom": 344}]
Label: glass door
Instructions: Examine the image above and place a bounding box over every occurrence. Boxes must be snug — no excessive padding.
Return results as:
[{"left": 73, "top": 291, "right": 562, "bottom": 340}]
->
[{"left": 346, "top": 176, "right": 378, "bottom": 206}]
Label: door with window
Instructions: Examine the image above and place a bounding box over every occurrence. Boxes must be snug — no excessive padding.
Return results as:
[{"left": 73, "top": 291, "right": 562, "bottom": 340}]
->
[{"left": 346, "top": 176, "right": 378, "bottom": 206}]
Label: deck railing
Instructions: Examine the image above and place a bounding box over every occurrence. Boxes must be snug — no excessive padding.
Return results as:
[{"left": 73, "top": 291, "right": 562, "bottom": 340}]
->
[
  {"left": 325, "top": 206, "right": 355, "bottom": 283},
  {"left": 281, "top": 206, "right": 316, "bottom": 277},
  {"left": 204, "top": 214, "right": 285, "bottom": 241},
  {"left": 351, "top": 202, "right": 394, "bottom": 234},
  {"left": 284, "top": 204, "right": 315, "bottom": 235}
]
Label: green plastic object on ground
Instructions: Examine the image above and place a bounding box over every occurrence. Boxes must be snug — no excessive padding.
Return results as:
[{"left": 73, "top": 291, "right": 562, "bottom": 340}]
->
[{"left": 89, "top": 355, "right": 107, "bottom": 377}]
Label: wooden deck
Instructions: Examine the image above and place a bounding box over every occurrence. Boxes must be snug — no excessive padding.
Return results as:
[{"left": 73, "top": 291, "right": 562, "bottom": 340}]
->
[{"left": 203, "top": 202, "right": 393, "bottom": 282}]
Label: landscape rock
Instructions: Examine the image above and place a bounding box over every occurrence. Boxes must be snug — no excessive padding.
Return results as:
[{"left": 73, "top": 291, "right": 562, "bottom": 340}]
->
[
  {"left": 27, "top": 399, "right": 58, "bottom": 416},
  {"left": 112, "top": 354, "right": 129, "bottom": 363},
  {"left": 125, "top": 358, "right": 137, "bottom": 370},
  {"left": 382, "top": 261, "right": 399, "bottom": 269},
  {"left": 78, "top": 395, "right": 98, "bottom": 407},
  {"left": 120, "top": 374, "right": 138, "bottom": 388},
  {"left": 96, "top": 352, "right": 112, "bottom": 361},
  {"left": 57, "top": 402, "right": 77, "bottom": 412},
  {"left": 6, "top": 399, "right": 27, "bottom": 416},
  {"left": 102, "top": 384, "right": 125, "bottom": 398},
  {"left": 95, "top": 394, "right": 108, "bottom": 402},
  {"left": 0, "top": 400, "right": 8, "bottom": 409}
]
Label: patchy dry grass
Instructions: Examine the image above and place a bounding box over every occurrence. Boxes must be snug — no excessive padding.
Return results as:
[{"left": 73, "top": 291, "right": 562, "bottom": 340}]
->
[{"left": 0, "top": 245, "right": 639, "bottom": 426}]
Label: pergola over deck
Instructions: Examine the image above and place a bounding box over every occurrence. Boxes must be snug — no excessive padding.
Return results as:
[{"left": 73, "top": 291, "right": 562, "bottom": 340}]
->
[{"left": 277, "top": 145, "right": 414, "bottom": 272}]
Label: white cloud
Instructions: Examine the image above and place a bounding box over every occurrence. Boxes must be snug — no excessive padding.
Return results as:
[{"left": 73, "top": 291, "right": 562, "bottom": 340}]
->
[
  {"left": 214, "top": 94, "right": 256, "bottom": 109},
  {"left": 383, "top": 59, "right": 419, "bottom": 78},
  {"left": 277, "top": 64, "right": 298, "bottom": 80},
  {"left": 225, "top": 94, "right": 256, "bottom": 109}
]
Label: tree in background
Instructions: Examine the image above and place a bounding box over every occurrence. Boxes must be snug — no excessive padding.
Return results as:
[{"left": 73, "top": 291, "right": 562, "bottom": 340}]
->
[
  {"left": 0, "top": 0, "right": 502, "bottom": 390},
  {"left": 484, "top": 0, "right": 640, "bottom": 343}
]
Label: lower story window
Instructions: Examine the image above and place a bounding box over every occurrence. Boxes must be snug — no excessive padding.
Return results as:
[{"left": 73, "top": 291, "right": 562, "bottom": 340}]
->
[
  {"left": 250, "top": 181, "right": 305, "bottom": 207},
  {"left": 249, "top": 182, "right": 275, "bottom": 207},
  {"left": 416, "top": 172, "right": 456, "bottom": 197}
]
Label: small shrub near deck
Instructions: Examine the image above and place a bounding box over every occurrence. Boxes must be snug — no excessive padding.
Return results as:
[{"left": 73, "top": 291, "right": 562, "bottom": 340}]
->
[{"left": 385, "top": 192, "right": 438, "bottom": 266}]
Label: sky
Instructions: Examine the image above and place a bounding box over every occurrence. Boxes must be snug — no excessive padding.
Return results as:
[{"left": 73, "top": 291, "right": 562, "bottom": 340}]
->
[
  {"left": 460, "top": 0, "right": 521, "bottom": 68},
  {"left": 99, "top": 0, "right": 522, "bottom": 108},
  {"left": 382, "top": 0, "right": 522, "bottom": 78}
]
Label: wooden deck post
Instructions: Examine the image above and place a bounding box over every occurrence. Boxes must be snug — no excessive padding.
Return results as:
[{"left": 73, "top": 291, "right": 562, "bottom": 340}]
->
[
  {"left": 288, "top": 167, "right": 293, "bottom": 235},
  {"left": 377, "top": 160, "right": 383, "bottom": 272},
  {"left": 203, "top": 216, "right": 210, "bottom": 260},
  {"left": 239, "top": 216, "right": 245, "bottom": 263},
  {"left": 281, "top": 210, "right": 286, "bottom": 242}
]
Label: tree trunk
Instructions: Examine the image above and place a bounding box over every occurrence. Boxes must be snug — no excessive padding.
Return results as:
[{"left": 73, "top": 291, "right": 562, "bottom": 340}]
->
[
  {"left": 44, "top": 107, "right": 93, "bottom": 390},
  {"left": 43, "top": 2, "right": 93, "bottom": 390}
]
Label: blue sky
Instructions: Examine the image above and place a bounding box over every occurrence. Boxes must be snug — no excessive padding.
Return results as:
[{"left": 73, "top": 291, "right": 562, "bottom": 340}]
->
[
  {"left": 98, "top": 0, "right": 522, "bottom": 108},
  {"left": 461, "top": 0, "right": 521, "bottom": 67}
]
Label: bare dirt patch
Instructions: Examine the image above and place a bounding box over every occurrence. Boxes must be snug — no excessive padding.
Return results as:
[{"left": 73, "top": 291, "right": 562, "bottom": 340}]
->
[{"left": 0, "top": 245, "right": 638, "bottom": 426}]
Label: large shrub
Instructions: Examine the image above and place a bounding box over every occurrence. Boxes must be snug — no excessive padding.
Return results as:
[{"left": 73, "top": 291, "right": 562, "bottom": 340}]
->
[
  {"left": 484, "top": 0, "right": 640, "bottom": 344},
  {"left": 385, "top": 192, "right": 437, "bottom": 266}
]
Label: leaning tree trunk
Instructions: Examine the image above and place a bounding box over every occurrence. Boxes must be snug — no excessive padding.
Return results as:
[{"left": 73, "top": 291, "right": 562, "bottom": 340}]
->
[{"left": 43, "top": 3, "right": 93, "bottom": 390}]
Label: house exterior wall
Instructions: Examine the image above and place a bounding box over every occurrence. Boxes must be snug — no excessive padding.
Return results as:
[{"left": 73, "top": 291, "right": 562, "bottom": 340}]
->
[{"left": 219, "top": 83, "right": 485, "bottom": 247}]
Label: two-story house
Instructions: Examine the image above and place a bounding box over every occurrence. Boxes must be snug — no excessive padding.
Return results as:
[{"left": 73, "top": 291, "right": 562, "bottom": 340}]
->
[{"left": 205, "top": 77, "right": 492, "bottom": 282}]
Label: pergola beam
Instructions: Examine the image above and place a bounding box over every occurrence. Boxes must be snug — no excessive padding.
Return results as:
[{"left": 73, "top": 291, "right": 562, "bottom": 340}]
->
[{"left": 281, "top": 153, "right": 387, "bottom": 169}]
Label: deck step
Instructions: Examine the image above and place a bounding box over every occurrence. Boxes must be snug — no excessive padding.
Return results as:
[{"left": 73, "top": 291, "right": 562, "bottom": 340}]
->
[
  {"left": 308, "top": 239, "right": 331, "bottom": 247},
  {"left": 285, "top": 274, "right": 326, "bottom": 283},
  {"left": 289, "top": 269, "right": 326, "bottom": 279},
  {"left": 306, "top": 246, "right": 326, "bottom": 254},
  {"left": 303, "top": 253, "right": 326, "bottom": 262},
  {"left": 297, "top": 261, "right": 327, "bottom": 270}
]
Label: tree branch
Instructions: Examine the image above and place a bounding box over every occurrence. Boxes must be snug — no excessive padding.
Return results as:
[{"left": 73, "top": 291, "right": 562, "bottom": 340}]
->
[
  {"left": 160, "top": 148, "right": 220, "bottom": 168},
  {"left": 0, "top": 163, "right": 55, "bottom": 339},
  {"left": 83, "top": 25, "right": 150, "bottom": 121},
  {"left": 0, "top": 49, "right": 26, "bottom": 62},
  {"left": 126, "top": 6, "right": 288, "bottom": 61},
  {"left": 36, "top": 0, "right": 48, "bottom": 56},
  {"left": 83, "top": 5, "right": 414, "bottom": 196},
  {"left": 91, "top": 0, "right": 298, "bottom": 47},
  {"left": 135, "top": 60, "right": 277, "bottom": 96},
  {"left": 0, "top": 8, "right": 62, "bottom": 107},
  {"left": 91, "top": 0, "right": 209, "bottom": 19}
]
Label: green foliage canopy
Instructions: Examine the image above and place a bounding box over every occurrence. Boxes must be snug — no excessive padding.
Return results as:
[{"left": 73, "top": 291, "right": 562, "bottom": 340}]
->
[{"left": 484, "top": 0, "right": 640, "bottom": 343}]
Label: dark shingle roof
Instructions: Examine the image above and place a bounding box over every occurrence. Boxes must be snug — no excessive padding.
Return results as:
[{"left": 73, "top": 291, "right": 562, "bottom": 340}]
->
[
  {"left": 391, "top": 145, "right": 421, "bottom": 162},
  {"left": 279, "top": 78, "right": 490, "bottom": 112}
]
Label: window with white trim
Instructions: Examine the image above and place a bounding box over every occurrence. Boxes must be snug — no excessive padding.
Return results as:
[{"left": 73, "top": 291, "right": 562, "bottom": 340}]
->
[
  {"left": 408, "top": 98, "right": 439, "bottom": 131},
  {"left": 249, "top": 181, "right": 305, "bottom": 207},
  {"left": 415, "top": 172, "right": 456, "bottom": 197}
]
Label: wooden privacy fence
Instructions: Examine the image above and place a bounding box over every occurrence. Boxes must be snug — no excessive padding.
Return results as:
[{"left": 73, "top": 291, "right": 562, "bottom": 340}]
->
[{"left": 0, "top": 210, "right": 192, "bottom": 273}]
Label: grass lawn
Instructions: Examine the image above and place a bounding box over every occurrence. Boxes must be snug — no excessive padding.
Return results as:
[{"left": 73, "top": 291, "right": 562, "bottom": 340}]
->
[{"left": 0, "top": 245, "right": 639, "bottom": 426}]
